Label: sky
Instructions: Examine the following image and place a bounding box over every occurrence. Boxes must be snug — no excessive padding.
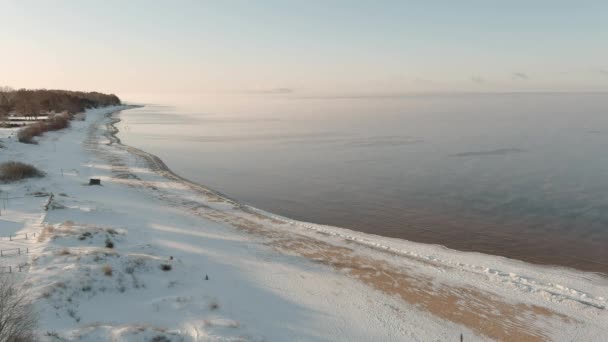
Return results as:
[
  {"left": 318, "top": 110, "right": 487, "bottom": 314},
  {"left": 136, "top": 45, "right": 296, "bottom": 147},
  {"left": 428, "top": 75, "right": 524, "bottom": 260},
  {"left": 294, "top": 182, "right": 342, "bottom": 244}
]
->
[{"left": 1, "top": 0, "right": 607, "bottom": 98}]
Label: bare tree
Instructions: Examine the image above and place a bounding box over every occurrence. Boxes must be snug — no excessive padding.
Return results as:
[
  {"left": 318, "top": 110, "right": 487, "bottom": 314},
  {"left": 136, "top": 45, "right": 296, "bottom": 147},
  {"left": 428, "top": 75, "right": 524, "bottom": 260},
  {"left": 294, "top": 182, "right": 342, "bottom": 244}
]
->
[
  {"left": 0, "top": 276, "right": 37, "bottom": 342},
  {"left": 0, "top": 88, "right": 15, "bottom": 122},
  {"left": 0, "top": 96, "right": 7, "bottom": 122}
]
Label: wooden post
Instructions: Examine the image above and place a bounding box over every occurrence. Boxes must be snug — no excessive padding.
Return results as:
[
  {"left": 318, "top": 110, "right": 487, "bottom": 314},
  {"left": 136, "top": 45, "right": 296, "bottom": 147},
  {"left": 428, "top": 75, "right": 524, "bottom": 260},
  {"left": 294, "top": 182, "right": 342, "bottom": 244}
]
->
[{"left": 44, "top": 193, "right": 54, "bottom": 211}]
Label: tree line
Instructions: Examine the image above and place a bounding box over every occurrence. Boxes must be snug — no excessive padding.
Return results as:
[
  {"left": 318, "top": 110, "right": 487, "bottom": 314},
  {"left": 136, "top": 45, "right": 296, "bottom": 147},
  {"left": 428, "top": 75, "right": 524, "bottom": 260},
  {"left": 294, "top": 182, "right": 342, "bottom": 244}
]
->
[{"left": 0, "top": 87, "right": 121, "bottom": 120}]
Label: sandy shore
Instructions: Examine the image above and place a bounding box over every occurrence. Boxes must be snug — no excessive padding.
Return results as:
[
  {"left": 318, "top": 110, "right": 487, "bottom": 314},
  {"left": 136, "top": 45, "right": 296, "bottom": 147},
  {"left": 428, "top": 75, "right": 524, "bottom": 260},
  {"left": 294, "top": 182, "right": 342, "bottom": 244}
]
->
[{"left": 0, "top": 106, "right": 606, "bottom": 341}]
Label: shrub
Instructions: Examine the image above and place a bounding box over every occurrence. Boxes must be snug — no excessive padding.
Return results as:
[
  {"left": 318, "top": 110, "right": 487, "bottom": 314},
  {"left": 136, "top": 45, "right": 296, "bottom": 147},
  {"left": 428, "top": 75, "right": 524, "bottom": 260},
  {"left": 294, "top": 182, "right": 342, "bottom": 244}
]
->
[
  {"left": 0, "top": 276, "right": 38, "bottom": 341},
  {"left": 0, "top": 161, "right": 44, "bottom": 182},
  {"left": 46, "top": 113, "right": 70, "bottom": 131},
  {"left": 102, "top": 264, "right": 113, "bottom": 276},
  {"left": 17, "top": 114, "right": 71, "bottom": 143},
  {"left": 17, "top": 122, "right": 44, "bottom": 143},
  {"left": 160, "top": 264, "right": 172, "bottom": 272},
  {"left": 105, "top": 238, "right": 114, "bottom": 249}
]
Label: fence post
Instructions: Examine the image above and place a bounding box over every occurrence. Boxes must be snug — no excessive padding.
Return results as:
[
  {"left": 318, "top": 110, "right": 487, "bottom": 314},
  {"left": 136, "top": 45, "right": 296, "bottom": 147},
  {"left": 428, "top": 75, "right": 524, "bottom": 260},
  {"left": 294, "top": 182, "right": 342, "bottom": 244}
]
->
[{"left": 25, "top": 233, "right": 28, "bottom": 240}]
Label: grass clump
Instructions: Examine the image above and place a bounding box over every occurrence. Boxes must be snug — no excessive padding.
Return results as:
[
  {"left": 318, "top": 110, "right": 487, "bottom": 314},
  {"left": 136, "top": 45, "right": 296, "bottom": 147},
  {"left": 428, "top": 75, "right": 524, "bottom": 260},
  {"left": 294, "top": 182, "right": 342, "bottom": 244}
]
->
[{"left": 0, "top": 161, "right": 44, "bottom": 182}]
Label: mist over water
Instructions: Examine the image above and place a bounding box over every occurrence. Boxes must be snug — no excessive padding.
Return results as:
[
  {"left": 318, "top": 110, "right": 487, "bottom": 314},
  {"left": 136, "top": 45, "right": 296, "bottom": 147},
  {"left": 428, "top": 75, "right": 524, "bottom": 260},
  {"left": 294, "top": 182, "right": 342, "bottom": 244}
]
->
[{"left": 118, "top": 93, "right": 608, "bottom": 273}]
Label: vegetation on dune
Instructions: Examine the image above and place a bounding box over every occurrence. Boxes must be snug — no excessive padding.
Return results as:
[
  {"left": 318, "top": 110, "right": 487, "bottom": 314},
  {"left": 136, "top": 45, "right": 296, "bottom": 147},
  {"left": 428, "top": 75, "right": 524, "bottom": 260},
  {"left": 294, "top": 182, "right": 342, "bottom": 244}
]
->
[
  {"left": 0, "top": 86, "right": 121, "bottom": 142},
  {"left": 0, "top": 161, "right": 45, "bottom": 182},
  {"left": 0, "top": 86, "right": 121, "bottom": 120},
  {"left": 17, "top": 113, "right": 71, "bottom": 143}
]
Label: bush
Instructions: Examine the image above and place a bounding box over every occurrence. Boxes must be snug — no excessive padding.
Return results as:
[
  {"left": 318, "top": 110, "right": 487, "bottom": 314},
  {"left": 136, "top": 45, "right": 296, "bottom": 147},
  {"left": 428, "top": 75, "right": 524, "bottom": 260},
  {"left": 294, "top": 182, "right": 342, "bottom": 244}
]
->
[
  {"left": 0, "top": 161, "right": 44, "bottom": 182},
  {"left": 105, "top": 238, "right": 114, "bottom": 249},
  {"left": 17, "top": 114, "right": 71, "bottom": 143},
  {"left": 0, "top": 276, "right": 38, "bottom": 341},
  {"left": 46, "top": 114, "right": 71, "bottom": 131},
  {"left": 17, "top": 122, "right": 44, "bottom": 143},
  {"left": 160, "top": 264, "right": 172, "bottom": 272}
]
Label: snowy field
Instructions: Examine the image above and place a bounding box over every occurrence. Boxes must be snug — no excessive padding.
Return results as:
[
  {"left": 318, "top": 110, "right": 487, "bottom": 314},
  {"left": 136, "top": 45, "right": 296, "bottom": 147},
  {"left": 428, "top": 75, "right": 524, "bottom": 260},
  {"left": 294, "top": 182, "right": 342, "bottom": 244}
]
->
[{"left": 0, "top": 106, "right": 607, "bottom": 341}]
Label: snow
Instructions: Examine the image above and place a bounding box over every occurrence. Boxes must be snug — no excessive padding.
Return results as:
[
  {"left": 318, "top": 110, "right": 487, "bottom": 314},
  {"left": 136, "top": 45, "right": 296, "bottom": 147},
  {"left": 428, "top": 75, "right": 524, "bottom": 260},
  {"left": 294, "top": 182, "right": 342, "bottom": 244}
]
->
[{"left": 0, "top": 106, "right": 607, "bottom": 341}]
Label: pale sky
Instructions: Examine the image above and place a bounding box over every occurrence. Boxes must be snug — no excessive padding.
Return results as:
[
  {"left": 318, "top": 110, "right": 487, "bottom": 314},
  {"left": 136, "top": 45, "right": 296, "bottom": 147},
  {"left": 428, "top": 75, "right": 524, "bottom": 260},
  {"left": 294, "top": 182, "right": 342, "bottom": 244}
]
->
[{"left": 1, "top": 0, "right": 607, "bottom": 97}]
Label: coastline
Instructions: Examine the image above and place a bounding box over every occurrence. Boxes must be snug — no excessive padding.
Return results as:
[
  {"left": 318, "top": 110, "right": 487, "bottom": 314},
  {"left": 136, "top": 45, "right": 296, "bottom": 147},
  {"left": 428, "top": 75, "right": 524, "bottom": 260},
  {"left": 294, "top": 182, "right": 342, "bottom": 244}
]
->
[
  {"left": 110, "top": 109, "right": 608, "bottom": 277},
  {"left": 104, "top": 110, "right": 242, "bottom": 208},
  {"left": 114, "top": 102, "right": 608, "bottom": 276},
  {"left": 105, "top": 108, "right": 608, "bottom": 338},
  {"left": 1, "top": 106, "right": 607, "bottom": 341}
]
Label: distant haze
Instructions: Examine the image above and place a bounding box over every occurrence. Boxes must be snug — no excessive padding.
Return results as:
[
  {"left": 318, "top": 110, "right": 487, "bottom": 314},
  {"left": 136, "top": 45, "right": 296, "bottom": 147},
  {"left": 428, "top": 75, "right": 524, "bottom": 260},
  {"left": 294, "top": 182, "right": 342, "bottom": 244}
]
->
[{"left": 1, "top": 1, "right": 607, "bottom": 100}]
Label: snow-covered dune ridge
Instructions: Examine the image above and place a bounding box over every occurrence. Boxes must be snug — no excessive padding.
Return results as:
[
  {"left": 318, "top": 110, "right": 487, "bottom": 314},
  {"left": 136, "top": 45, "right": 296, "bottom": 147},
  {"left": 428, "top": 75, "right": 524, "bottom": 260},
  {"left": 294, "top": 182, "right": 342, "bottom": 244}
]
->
[{"left": 0, "top": 106, "right": 606, "bottom": 341}]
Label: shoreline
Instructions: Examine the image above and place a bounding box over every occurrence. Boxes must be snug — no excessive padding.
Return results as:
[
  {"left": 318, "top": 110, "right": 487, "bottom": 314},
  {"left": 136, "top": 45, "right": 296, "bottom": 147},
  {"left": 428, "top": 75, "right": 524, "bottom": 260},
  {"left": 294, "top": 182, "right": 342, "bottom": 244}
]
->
[
  {"left": 103, "top": 107, "right": 608, "bottom": 337},
  {"left": 110, "top": 107, "right": 608, "bottom": 278},
  {"left": 104, "top": 110, "right": 243, "bottom": 208},
  {"left": 2, "top": 105, "right": 606, "bottom": 341}
]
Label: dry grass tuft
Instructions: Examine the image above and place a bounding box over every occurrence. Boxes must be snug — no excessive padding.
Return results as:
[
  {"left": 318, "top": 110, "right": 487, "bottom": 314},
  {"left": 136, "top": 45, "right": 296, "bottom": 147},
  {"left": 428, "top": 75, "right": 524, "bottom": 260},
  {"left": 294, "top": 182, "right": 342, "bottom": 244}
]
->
[
  {"left": 0, "top": 161, "right": 44, "bottom": 182},
  {"left": 37, "top": 225, "right": 55, "bottom": 242}
]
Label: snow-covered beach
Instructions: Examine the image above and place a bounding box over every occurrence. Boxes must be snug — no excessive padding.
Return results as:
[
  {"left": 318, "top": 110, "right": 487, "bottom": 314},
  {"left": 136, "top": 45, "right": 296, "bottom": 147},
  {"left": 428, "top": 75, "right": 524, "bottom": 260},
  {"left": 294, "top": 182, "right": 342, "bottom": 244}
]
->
[{"left": 1, "top": 106, "right": 607, "bottom": 341}]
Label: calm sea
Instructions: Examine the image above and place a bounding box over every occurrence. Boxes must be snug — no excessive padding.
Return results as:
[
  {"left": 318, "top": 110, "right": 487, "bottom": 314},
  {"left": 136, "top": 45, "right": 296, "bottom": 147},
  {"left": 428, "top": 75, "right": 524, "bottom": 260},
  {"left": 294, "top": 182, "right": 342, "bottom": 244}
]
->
[{"left": 117, "top": 93, "right": 608, "bottom": 274}]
